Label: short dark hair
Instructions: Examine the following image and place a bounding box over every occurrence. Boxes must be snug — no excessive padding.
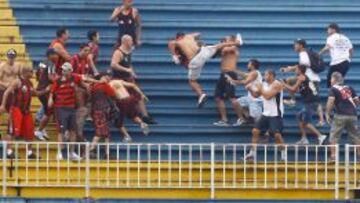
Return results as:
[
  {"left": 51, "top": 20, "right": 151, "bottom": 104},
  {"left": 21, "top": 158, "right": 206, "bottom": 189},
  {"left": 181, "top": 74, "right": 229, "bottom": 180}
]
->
[
  {"left": 80, "top": 43, "right": 89, "bottom": 49},
  {"left": 176, "top": 32, "right": 185, "bottom": 39},
  {"left": 249, "top": 58, "right": 260, "bottom": 70},
  {"left": 266, "top": 69, "right": 276, "bottom": 78},
  {"left": 294, "top": 38, "right": 306, "bottom": 48},
  {"left": 298, "top": 64, "right": 307, "bottom": 74},
  {"left": 56, "top": 27, "right": 68, "bottom": 38},
  {"left": 328, "top": 23, "right": 340, "bottom": 33},
  {"left": 87, "top": 30, "right": 98, "bottom": 41}
]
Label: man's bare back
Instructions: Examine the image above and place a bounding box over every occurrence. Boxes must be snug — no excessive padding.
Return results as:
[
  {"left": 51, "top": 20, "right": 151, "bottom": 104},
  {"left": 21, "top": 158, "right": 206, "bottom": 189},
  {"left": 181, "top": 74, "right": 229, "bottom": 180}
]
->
[
  {"left": 109, "top": 80, "right": 130, "bottom": 100},
  {"left": 0, "top": 62, "right": 22, "bottom": 89},
  {"left": 221, "top": 46, "right": 239, "bottom": 72},
  {"left": 176, "top": 35, "right": 200, "bottom": 61}
]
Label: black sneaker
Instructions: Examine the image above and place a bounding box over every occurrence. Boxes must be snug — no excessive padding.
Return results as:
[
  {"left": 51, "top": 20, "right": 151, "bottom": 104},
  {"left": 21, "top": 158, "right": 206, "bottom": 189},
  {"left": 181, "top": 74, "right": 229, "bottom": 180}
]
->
[
  {"left": 7, "top": 152, "right": 15, "bottom": 159},
  {"left": 27, "top": 152, "right": 41, "bottom": 160},
  {"left": 142, "top": 116, "right": 158, "bottom": 125}
]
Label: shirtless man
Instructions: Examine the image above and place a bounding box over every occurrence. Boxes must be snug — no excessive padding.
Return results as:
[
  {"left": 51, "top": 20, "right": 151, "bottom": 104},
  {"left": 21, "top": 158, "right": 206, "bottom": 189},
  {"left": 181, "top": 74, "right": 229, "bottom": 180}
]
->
[
  {"left": 213, "top": 36, "right": 244, "bottom": 126},
  {"left": 109, "top": 79, "right": 149, "bottom": 143},
  {"left": 49, "top": 27, "right": 71, "bottom": 74},
  {"left": 168, "top": 32, "right": 243, "bottom": 108},
  {"left": 0, "top": 49, "right": 22, "bottom": 113}
]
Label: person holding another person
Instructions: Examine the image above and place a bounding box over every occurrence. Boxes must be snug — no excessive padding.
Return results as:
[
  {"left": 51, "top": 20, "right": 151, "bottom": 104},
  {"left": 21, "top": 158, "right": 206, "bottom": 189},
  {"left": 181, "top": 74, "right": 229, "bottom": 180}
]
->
[
  {"left": 244, "top": 69, "right": 286, "bottom": 162},
  {"left": 226, "top": 59, "right": 263, "bottom": 126},
  {"left": 319, "top": 23, "right": 353, "bottom": 88}
]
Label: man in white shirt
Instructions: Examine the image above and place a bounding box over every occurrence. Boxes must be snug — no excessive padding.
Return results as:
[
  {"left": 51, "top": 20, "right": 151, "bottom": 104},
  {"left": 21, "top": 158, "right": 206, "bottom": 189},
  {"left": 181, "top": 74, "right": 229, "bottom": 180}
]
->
[
  {"left": 319, "top": 23, "right": 353, "bottom": 87},
  {"left": 281, "top": 39, "right": 325, "bottom": 126}
]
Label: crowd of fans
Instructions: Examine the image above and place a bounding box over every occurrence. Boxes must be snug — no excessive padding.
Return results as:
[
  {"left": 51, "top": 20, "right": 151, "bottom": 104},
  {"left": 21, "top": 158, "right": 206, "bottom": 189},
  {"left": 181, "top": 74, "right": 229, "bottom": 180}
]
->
[{"left": 0, "top": 0, "right": 359, "bottom": 162}]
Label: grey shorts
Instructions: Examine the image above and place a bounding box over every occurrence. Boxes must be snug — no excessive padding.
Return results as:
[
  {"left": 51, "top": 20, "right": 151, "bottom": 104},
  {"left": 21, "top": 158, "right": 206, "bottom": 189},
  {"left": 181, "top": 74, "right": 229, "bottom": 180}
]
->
[
  {"left": 188, "top": 46, "right": 218, "bottom": 80},
  {"left": 330, "top": 114, "right": 360, "bottom": 144},
  {"left": 55, "top": 107, "right": 77, "bottom": 134}
]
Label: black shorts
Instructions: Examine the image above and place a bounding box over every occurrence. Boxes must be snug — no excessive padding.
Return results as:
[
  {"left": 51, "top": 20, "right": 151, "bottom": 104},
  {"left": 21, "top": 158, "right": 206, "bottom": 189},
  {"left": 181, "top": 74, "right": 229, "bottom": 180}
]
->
[
  {"left": 55, "top": 107, "right": 77, "bottom": 134},
  {"left": 214, "top": 71, "right": 238, "bottom": 99},
  {"left": 254, "top": 115, "right": 283, "bottom": 134}
]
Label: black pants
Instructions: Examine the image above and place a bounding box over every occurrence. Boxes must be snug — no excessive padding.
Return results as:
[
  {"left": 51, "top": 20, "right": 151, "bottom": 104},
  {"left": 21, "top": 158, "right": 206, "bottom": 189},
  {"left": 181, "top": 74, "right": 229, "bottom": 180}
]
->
[{"left": 327, "top": 60, "right": 350, "bottom": 88}]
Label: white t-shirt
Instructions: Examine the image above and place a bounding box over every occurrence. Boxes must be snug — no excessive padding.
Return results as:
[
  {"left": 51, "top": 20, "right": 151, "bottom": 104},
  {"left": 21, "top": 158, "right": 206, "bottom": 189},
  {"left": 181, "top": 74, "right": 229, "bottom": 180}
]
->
[
  {"left": 247, "top": 70, "right": 263, "bottom": 101},
  {"left": 299, "top": 51, "right": 321, "bottom": 82},
  {"left": 326, "top": 33, "right": 353, "bottom": 66},
  {"left": 262, "top": 82, "right": 284, "bottom": 117}
]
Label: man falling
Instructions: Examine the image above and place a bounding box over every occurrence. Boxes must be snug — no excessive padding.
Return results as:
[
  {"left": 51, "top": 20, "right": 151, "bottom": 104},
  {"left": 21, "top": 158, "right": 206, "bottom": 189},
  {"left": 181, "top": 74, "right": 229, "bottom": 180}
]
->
[{"left": 168, "top": 32, "right": 243, "bottom": 108}]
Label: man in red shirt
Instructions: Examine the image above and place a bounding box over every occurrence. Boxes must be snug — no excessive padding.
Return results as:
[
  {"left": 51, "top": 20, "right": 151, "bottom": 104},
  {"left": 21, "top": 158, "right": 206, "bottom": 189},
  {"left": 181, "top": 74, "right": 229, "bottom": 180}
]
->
[
  {"left": 49, "top": 27, "right": 71, "bottom": 74},
  {"left": 0, "top": 66, "right": 49, "bottom": 159},
  {"left": 71, "top": 44, "right": 99, "bottom": 143},
  {"left": 48, "top": 62, "right": 98, "bottom": 161}
]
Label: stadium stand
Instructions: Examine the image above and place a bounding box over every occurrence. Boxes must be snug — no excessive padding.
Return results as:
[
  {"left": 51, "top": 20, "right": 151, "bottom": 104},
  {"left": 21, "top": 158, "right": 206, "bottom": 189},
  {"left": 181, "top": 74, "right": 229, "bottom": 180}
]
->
[{"left": 0, "top": 0, "right": 359, "bottom": 201}]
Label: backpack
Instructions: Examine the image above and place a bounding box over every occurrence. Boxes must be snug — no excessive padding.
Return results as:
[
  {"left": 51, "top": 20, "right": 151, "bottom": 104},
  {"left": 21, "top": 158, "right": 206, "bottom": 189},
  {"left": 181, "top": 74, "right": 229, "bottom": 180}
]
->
[{"left": 306, "top": 49, "right": 326, "bottom": 73}]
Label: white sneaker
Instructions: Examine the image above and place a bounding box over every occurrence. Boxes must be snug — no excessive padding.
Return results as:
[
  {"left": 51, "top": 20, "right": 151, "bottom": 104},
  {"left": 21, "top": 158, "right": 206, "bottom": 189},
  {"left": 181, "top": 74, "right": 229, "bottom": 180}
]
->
[
  {"left": 233, "top": 118, "right": 246, "bottom": 127},
  {"left": 236, "top": 33, "right": 243, "bottom": 46},
  {"left": 197, "top": 94, "right": 208, "bottom": 109},
  {"left": 213, "top": 120, "right": 230, "bottom": 127},
  {"left": 243, "top": 151, "right": 255, "bottom": 162},
  {"left": 42, "top": 129, "right": 50, "bottom": 140},
  {"left": 281, "top": 150, "right": 287, "bottom": 162},
  {"left": 122, "top": 136, "right": 133, "bottom": 143},
  {"left": 318, "top": 135, "right": 327, "bottom": 145},
  {"left": 70, "top": 152, "right": 82, "bottom": 161},
  {"left": 141, "top": 123, "right": 150, "bottom": 136},
  {"left": 296, "top": 138, "right": 309, "bottom": 145},
  {"left": 34, "top": 130, "right": 45, "bottom": 141},
  {"left": 56, "top": 152, "right": 63, "bottom": 161}
]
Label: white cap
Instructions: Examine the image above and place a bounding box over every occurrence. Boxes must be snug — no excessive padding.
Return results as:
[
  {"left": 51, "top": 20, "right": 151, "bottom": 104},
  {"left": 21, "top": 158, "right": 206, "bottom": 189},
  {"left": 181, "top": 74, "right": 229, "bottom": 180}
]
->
[{"left": 61, "top": 62, "right": 73, "bottom": 72}]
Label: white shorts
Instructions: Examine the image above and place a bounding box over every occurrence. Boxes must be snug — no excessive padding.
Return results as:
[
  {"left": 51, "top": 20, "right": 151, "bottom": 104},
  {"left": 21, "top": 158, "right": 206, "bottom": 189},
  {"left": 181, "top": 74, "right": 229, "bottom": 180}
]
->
[
  {"left": 188, "top": 45, "right": 218, "bottom": 80},
  {"left": 238, "top": 96, "right": 263, "bottom": 121}
]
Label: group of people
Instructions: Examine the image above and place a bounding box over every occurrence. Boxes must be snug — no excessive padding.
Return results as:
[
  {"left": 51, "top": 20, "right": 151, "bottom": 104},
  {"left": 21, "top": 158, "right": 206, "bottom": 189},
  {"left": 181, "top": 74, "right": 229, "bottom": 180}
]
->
[
  {"left": 0, "top": 0, "right": 359, "bottom": 162},
  {"left": 168, "top": 23, "right": 360, "bottom": 162},
  {"left": 0, "top": 0, "right": 157, "bottom": 160}
]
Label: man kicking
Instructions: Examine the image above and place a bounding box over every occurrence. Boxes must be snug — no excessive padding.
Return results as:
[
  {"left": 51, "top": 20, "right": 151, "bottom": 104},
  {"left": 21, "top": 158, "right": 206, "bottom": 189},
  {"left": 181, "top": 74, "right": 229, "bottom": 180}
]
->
[
  {"left": 244, "top": 69, "right": 286, "bottom": 161},
  {"left": 213, "top": 35, "right": 243, "bottom": 126},
  {"left": 168, "top": 32, "right": 243, "bottom": 108},
  {"left": 226, "top": 59, "right": 263, "bottom": 126},
  {"left": 282, "top": 65, "right": 327, "bottom": 145}
]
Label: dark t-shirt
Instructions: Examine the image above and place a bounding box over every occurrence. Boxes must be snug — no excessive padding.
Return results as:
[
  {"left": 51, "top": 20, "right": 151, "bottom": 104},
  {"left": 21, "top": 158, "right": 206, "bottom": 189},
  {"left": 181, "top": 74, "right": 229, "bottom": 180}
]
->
[
  {"left": 299, "top": 76, "right": 319, "bottom": 103},
  {"left": 329, "top": 85, "right": 358, "bottom": 116}
]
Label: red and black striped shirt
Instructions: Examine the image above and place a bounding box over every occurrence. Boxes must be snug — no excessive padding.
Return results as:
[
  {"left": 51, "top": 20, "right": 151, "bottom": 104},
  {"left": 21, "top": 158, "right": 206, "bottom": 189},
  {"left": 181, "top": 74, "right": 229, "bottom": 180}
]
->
[{"left": 51, "top": 74, "right": 82, "bottom": 108}]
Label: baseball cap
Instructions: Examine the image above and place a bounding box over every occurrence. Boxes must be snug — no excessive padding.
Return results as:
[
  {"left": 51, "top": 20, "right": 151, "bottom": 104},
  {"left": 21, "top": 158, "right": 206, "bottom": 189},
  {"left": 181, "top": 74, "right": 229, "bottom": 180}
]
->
[
  {"left": 294, "top": 38, "right": 307, "bottom": 47},
  {"left": 6, "top": 49, "right": 17, "bottom": 59},
  {"left": 61, "top": 62, "right": 73, "bottom": 72}
]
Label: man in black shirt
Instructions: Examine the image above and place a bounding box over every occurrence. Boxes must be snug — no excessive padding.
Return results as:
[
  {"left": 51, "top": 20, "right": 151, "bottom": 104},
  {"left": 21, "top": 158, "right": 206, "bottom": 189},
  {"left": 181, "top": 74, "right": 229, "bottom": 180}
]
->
[
  {"left": 326, "top": 72, "right": 360, "bottom": 161},
  {"left": 282, "top": 65, "right": 327, "bottom": 145}
]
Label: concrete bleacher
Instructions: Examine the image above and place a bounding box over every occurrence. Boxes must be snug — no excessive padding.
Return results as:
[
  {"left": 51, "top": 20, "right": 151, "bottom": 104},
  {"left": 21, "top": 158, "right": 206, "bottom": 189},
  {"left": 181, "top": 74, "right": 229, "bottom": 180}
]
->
[
  {"left": 7, "top": 0, "right": 360, "bottom": 144},
  {"left": 1, "top": 0, "right": 360, "bottom": 200}
]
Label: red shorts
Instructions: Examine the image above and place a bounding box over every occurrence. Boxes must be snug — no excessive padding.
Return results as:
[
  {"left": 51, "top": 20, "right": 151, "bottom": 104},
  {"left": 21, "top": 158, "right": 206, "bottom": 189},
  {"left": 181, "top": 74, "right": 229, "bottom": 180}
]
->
[
  {"left": 0, "top": 89, "right": 13, "bottom": 112},
  {"left": 92, "top": 110, "right": 111, "bottom": 138},
  {"left": 10, "top": 107, "right": 35, "bottom": 141},
  {"left": 116, "top": 96, "right": 139, "bottom": 127}
]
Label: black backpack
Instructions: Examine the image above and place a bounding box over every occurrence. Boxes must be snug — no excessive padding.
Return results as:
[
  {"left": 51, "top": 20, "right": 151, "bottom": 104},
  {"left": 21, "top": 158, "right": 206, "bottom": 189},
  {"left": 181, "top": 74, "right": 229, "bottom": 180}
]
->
[{"left": 306, "top": 49, "right": 326, "bottom": 73}]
